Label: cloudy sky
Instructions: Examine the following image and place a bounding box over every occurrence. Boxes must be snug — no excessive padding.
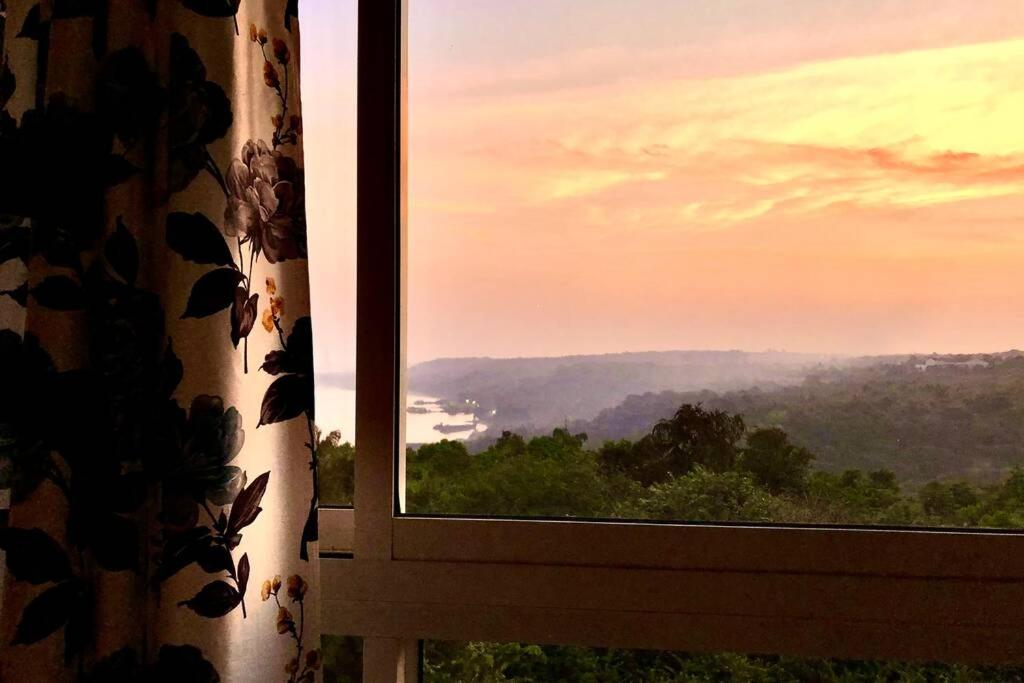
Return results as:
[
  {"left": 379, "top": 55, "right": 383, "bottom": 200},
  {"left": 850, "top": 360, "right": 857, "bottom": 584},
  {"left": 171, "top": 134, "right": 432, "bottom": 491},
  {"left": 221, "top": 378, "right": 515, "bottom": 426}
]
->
[{"left": 302, "top": 1, "right": 1024, "bottom": 371}]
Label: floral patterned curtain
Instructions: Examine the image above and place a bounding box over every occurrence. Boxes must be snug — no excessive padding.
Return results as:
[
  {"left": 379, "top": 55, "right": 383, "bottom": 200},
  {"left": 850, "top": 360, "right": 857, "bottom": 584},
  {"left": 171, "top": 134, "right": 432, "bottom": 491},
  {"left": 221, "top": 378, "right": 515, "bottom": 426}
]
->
[{"left": 0, "top": 1, "right": 319, "bottom": 680}]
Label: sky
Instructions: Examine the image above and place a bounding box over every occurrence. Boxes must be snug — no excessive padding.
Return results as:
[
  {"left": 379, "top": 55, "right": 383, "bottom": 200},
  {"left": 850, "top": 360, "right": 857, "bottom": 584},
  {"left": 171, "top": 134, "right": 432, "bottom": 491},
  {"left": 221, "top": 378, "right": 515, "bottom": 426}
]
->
[{"left": 302, "top": 1, "right": 1024, "bottom": 371}]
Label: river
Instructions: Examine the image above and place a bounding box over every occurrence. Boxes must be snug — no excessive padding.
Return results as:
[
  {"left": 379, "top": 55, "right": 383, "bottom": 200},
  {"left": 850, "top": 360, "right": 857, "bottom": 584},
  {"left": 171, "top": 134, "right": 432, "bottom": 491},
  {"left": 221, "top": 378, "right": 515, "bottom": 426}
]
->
[{"left": 314, "top": 386, "right": 487, "bottom": 444}]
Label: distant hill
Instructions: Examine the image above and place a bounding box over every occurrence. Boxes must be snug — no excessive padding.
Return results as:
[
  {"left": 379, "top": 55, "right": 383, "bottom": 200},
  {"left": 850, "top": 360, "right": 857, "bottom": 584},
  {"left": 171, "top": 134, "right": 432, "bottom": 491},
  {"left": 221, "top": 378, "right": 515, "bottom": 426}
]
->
[
  {"left": 568, "top": 353, "right": 1024, "bottom": 488},
  {"left": 407, "top": 350, "right": 845, "bottom": 433},
  {"left": 321, "top": 350, "right": 1024, "bottom": 487}
]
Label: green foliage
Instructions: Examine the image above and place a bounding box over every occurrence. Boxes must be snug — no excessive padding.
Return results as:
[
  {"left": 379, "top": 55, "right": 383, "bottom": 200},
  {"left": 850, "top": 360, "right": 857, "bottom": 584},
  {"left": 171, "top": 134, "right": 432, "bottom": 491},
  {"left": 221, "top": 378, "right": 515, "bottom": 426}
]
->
[
  {"left": 407, "top": 429, "right": 611, "bottom": 517},
  {"left": 576, "top": 359, "right": 1024, "bottom": 489},
  {"left": 317, "top": 399, "right": 1024, "bottom": 680},
  {"left": 739, "top": 427, "right": 814, "bottom": 494},
  {"left": 318, "top": 431, "right": 354, "bottom": 506},
  {"left": 423, "top": 642, "right": 1024, "bottom": 682},
  {"left": 598, "top": 404, "right": 745, "bottom": 486},
  {"left": 616, "top": 467, "right": 784, "bottom": 522}
]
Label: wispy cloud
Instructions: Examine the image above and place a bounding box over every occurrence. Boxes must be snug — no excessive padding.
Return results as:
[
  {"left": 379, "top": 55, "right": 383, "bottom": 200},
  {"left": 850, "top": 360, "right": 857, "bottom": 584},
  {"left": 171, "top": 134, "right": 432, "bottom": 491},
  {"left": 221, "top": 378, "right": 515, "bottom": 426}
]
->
[{"left": 413, "top": 36, "right": 1024, "bottom": 233}]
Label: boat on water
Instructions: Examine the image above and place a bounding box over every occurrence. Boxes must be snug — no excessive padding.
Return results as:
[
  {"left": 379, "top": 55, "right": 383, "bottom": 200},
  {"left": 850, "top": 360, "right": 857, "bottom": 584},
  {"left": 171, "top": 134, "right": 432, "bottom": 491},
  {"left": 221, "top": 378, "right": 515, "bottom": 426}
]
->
[{"left": 433, "top": 422, "right": 475, "bottom": 435}]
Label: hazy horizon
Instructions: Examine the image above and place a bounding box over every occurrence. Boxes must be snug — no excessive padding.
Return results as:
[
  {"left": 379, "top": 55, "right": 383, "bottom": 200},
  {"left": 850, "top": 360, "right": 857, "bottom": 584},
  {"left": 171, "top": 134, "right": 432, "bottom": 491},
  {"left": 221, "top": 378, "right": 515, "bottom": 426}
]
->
[
  {"left": 302, "top": 2, "right": 1024, "bottom": 373},
  {"left": 316, "top": 345, "right": 1024, "bottom": 379}
]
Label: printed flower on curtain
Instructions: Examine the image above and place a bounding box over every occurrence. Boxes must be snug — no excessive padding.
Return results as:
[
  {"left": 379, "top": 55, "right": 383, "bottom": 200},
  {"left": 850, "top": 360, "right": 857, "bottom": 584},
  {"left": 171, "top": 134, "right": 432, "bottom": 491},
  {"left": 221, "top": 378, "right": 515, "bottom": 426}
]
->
[
  {"left": 153, "top": 392, "right": 270, "bottom": 620},
  {"left": 169, "top": 32, "right": 233, "bottom": 194},
  {"left": 224, "top": 139, "right": 306, "bottom": 263},
  {"left": 250, "top": 25, "right": 303, "bottom": 149},
  {"left": 168, "top": 29, "right": 305, "bottom": 373},
  {"left": 261, "top": 574, "right": 320, "bottom": 683}
]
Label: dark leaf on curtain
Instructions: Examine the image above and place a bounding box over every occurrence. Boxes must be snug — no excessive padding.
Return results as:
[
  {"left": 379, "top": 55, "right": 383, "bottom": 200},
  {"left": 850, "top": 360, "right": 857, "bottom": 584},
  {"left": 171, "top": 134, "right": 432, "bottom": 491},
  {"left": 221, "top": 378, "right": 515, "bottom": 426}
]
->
[
  {"left": 259, "top": 316, "right": 312, "bottom": 376},
  {"left": 31, "top": 275, "right": 85, "bottom": 310},
  {"left": 225, "top": 470, "right": 269, "bottom": 540},
  {"left": 169, "top": 34, "right": 233, "bottom": 193},
  {"left": 285, "top": 0, "right": 299, "bottom": 31},
  {"left": 180, "top": 0, "right": 241, "bottom": 17},
  {"left": 105, "top": 218, "right": 140, "bottom": 285},
  {"left": 109, "top": 473, "right": 147, "bottom": 514},
  {"left": 257, "top": 374, "right": 312, "bottom": 426},
  {"left": 0, "top": 59, "right": 16, "bottom": 109},
  {"left": 12, "top": 581, "right": 79, "bottom": 645},
  {"left": 299, "top": 500, "right": 317, "bottom": 563},
  {"left": 104, "top": 154, "right": 141, "bottom": 187},
  {"left": 182, "top": 268, "right": 245, "bottom": 318},
  {"left": 166, "top": 212, "right": 235, "bottom": 266},
  {"left": 178, "top": 580, "right": 241, "bottom": 618},
  {"left": 155, "top": 526, "right": 214, "bottom": 583},
  {"left": 88, "top": 647, "right": 222, "bottom": 683},
  {"left": 17, "top": 4, "right": 44, "bottom": 40},
  {"left": 0, "top": 527, "right": 72, "bottom": 585},
  {"left": 86, "top": 512, "right": 139, "bottom": 572},
  {"left": 1, "top": 98, "right": 112, "bottom": 233},
  {"left": 64, "top": 588, "right": 92, "bottom": 664},
  {"left": 46, "top": 370, "right": 108, "bottom": 465},
  {"left": 160, "top": 339, "right": 184, "bottom": 399},
  {"left": 259, "top": 350, "right": 288, "bottom": 375},
  {"left": 197, "top": 543, "right": 233, "bottom": 575},
  {"left": 0, "top": 225, "right": 30, "bottom": 265},
  {"left": 98, "top": 47, "right": 165, "bottom": 148},
  {"left": 148, "top": 645, "right": 221, "bottom": 683},
  {"left": 86, "top": 647, "right": 139, "bottom": 683},
  {"left": 1, "top": 283, "right": 27, "bottom": 306},
  {"left": 285, "top": 316, "right": 313, "bottom": 372},
  {"left": 230, "top": 289, "right": 258, "bottom": 348},
  {"left": 34, "top": 223, "right": 87, "bottom": 269},
  {"left": 0, "top": 332, "right": 53, "bottom": 501},
  {"left": 53, "top": 0, "right": 101, "bottom": 18},
  {"left": 237, "top": 552, "right": 250, "bottom": 596}
]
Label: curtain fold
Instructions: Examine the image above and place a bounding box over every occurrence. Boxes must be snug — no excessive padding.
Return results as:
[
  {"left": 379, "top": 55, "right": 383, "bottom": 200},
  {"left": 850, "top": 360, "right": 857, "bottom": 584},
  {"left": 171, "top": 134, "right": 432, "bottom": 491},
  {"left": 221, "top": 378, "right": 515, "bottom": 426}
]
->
[{"left": 0, "top": 1, "right": 319, "bottom": 680}]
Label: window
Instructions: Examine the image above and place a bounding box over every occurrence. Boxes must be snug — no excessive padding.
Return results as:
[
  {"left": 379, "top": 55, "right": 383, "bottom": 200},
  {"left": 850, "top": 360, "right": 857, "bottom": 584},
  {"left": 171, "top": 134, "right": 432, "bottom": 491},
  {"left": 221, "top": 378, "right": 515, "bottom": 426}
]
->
[
  {"left": 318, "top": 2, "right": 1024, "bottom": 680},
  {"left": 402, "top": 0, "right": 1024, "bottom": 530}
]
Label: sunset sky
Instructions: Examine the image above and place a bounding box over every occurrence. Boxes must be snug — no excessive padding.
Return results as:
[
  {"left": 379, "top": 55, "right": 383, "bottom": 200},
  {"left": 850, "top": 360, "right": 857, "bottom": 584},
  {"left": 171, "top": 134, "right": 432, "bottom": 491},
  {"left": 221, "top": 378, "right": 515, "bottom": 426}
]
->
[{"left": 302, "top": 1, "right": 1024, "bottom": 371}]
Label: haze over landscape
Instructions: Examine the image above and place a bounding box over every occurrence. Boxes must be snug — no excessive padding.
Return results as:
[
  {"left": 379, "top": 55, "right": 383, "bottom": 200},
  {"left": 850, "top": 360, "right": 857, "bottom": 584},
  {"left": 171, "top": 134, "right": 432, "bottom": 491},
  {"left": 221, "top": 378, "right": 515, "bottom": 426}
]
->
[
  {"left": 304, "top": 0, "right": 1024, "bottom": 374},
  {"left": 301, "top": 0, "right": 1024, "bottom": 496}
]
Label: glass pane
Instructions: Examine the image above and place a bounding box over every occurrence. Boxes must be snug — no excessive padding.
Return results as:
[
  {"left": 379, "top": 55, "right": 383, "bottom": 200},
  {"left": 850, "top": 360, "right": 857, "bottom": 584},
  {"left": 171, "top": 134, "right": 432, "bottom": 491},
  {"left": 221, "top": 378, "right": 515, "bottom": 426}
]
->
[
  {"left": 303, "top": 0, "right": 357, "bottom": 506},
  {"left": 405, "top": 1, "right": 1024, "bottom": 526},
  {"left": 323, "top": 635, "right": 363, "bottom": 683},
  {"left": 425, "top": 641, "right": 1024, "bottom": 682}
]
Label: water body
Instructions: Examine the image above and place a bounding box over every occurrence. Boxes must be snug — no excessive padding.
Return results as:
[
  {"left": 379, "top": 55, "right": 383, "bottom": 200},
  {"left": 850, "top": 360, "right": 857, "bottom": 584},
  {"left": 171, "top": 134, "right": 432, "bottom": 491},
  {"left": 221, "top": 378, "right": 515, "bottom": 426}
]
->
[{"left": 314, "top": 386, "right": 486, "bottom": 445}]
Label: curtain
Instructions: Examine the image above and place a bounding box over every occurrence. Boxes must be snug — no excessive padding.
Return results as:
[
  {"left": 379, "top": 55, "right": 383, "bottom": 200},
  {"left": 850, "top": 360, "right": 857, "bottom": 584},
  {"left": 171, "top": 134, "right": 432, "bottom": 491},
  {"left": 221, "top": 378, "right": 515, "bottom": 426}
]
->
[{"left": 0, "top": 1, "right": 319, "bottom": 681}]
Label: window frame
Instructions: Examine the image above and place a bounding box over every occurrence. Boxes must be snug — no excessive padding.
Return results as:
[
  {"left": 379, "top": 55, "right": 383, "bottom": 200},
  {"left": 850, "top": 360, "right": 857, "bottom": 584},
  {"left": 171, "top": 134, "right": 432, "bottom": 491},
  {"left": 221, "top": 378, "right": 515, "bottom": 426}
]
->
[{"left": 319, "top": 1, "right": 1024, "bottom": 678}]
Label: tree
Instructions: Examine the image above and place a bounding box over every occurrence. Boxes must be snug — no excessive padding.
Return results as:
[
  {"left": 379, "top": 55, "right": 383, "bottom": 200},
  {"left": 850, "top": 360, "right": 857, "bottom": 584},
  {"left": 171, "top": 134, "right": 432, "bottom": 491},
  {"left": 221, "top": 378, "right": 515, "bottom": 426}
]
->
[
  {"left": 318, "top": 438, "right": 355, "bottom": 505},
  {"left": 617, "top": 467, "right": 783, "bottom": 522},
  {"left": 738, "top": 427, "right": 814, "bottom": 494},
  {"left": 604, "top": 404, "right": 745, "bottom": 486}
]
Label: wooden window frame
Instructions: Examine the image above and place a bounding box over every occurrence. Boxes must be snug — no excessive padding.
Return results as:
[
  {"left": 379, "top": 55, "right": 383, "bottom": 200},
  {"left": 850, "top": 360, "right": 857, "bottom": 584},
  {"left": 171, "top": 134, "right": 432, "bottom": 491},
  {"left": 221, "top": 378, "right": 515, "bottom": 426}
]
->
[{"left": 319, "top": 1, "right": 1024, "bottom": 679}]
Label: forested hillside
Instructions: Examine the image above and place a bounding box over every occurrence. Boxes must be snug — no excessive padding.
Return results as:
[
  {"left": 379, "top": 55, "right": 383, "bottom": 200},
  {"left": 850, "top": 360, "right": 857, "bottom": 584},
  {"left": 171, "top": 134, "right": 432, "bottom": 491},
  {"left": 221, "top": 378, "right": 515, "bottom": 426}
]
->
[
  {"left": 408, "top": 350, "right": 839, "bottom": 430},
  {"left": 568, "top": 356, "right": 1024, "bottom": 488},
  {"left": 321, "top": 392, "right": 1024, "bottom": 680}
]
